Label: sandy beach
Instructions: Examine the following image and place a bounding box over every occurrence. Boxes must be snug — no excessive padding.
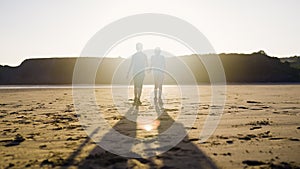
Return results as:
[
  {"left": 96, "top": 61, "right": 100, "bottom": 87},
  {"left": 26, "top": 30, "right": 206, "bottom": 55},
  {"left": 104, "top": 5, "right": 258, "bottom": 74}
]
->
[{"left": 0, "top": 85, "right": 299, "bottom": 169}]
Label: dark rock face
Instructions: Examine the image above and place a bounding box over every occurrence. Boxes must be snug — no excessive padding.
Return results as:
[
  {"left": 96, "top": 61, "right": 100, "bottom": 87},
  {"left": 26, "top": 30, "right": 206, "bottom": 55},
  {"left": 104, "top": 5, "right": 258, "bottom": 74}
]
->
[
  {"left": 0, "top": 58, "right": 78, "bottom": 85},
  {"left": 219, "top": 52, "right": 300, "bottom": 83}
]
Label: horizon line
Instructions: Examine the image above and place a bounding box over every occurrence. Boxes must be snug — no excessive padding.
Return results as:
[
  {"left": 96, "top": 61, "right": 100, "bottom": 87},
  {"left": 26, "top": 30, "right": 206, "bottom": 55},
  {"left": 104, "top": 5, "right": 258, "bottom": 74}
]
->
[{"left": 1, "top": 50, "right": 299, "bottom": 67}]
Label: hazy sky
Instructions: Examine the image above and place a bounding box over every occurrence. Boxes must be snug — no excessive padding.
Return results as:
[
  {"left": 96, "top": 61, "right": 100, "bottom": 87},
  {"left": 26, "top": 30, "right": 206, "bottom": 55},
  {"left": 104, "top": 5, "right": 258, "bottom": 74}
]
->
[{"left": 0, "top": 0, "right": 299, "bottom": 66}]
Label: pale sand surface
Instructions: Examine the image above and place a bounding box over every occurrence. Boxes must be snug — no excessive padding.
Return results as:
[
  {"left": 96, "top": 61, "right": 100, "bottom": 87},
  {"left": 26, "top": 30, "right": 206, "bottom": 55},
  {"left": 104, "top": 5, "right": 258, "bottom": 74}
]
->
[{"left": 0, "top": 85, "right": 299, "bottom": 169}]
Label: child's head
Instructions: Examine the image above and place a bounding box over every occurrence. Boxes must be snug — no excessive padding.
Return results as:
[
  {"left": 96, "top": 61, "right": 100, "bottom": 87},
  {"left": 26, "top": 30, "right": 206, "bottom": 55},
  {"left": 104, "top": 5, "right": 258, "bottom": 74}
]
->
[
  {"left": 155, "top": 47, "right": 161, "bottom": 55},
  {"left": 136, "top": 43, "right": 143, "bottom": 52}
]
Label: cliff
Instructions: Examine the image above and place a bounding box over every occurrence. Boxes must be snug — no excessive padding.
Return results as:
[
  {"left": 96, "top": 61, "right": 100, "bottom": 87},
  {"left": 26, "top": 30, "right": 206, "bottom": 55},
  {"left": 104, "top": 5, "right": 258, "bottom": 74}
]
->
[{"left": 0, "top": 52, "right": 299, "bottom": 85}]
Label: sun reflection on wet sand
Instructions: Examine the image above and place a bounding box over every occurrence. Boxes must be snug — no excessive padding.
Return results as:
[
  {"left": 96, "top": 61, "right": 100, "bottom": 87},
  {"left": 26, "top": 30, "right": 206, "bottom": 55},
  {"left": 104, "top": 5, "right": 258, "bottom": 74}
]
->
[{"left": 138, "top": 120, "right": 160, "bottom": 131}]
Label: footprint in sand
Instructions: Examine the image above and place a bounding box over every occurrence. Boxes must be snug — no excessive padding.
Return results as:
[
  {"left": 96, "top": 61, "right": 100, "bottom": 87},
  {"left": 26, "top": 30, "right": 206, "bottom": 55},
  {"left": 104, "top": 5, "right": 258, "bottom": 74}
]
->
[{"left": 4, "top": 134, "right": 25, "bottom": 147}]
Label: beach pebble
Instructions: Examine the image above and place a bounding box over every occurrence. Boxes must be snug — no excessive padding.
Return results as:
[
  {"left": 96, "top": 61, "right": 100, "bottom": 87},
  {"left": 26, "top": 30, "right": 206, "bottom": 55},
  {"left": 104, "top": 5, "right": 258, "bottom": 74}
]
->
[
  {"left": 226, "top": 140, "right": 234, "bottom": 144},
  {"left": 242, "top": 160, "right": 265, "bottom": 166},
  {"left": 39, "top": 144, "right": 47, "bottom": 149},
  {"left": 250, "top": 126, "right": 262, "bottom": 130},
  {"left": 247, "top": 101, "right": 261, "bottom": 104}
]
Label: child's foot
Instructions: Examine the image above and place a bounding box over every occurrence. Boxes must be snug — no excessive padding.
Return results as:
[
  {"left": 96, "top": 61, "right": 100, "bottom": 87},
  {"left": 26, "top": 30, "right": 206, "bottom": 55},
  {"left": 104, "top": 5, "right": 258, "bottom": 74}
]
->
[
  {"left": 158, "top": 98, "right": 163, "bottom": 105},
  {"left": 133, "top": 98, "right": 138, "bottom": 105},
  {"left": 136, "top": 99, "right": 142, "bottom": 105}
]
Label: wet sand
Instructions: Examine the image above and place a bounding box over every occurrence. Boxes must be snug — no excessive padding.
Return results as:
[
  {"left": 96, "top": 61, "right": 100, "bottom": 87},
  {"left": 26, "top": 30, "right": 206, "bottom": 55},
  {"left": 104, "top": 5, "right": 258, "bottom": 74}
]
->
[{"left": 0, "top": 85, "right": 299, "bottom": 169}]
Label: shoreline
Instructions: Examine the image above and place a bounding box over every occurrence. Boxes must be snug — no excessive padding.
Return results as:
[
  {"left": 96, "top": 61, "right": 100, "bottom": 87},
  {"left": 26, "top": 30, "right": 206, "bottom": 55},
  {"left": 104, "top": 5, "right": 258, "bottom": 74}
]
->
[{"left": 0, "top": 83, "right": 299, "bottom": 89}]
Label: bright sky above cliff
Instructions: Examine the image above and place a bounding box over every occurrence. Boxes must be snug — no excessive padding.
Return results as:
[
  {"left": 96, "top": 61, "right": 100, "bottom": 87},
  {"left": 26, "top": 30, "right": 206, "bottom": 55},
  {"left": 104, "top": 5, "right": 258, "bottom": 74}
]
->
[{"left": 0, "top": 0, "right": 299, "bottom": 66}]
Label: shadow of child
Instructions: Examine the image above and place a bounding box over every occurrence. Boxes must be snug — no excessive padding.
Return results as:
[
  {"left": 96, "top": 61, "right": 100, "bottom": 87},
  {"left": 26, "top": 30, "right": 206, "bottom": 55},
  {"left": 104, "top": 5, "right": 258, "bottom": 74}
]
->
[{"left": 71, "top": 101, "right": 218, "bottom": 169}]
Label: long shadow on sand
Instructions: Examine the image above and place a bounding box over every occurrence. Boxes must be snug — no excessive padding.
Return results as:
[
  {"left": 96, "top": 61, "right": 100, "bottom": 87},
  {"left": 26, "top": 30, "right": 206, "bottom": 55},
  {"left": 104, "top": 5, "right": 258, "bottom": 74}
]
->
[{"left": 63, "top": 101, "right": 218, "bottom": 169}]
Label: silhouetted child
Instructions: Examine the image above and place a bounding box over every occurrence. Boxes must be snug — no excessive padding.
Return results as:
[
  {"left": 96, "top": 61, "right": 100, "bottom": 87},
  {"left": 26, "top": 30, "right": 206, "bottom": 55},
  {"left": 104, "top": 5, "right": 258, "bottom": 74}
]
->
[
  {"left": 127, "top": 43, "right": 148, "bottom": 105},
  {"left": 151, "top": 47, "right": 165, "bottom": 103}
]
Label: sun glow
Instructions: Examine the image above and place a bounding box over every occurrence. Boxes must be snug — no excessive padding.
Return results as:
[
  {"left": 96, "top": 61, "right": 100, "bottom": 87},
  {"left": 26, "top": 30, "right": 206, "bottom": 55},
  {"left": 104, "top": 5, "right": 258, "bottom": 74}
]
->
[
  {"left": 144, "top": 124, "right": 153, "bottom": 131},
  {"left": 139, "top": 120, "right": 160, "bottom": 131}
]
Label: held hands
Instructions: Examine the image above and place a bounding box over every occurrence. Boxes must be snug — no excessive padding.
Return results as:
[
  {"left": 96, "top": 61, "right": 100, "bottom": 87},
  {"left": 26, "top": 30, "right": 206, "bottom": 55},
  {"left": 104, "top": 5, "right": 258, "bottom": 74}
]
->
[
  {"left": 146, "top": 67, "right": 152, "bottom": 74},
  {"left": 126, "top": 72, "right": 130, "bottom": 79}
]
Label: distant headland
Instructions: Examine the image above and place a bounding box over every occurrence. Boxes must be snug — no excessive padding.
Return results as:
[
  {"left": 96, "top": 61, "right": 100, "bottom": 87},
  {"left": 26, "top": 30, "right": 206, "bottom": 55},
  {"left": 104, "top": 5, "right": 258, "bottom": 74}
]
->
[{"left": 0, "top": 51, "right": 299, "bottom": 85}]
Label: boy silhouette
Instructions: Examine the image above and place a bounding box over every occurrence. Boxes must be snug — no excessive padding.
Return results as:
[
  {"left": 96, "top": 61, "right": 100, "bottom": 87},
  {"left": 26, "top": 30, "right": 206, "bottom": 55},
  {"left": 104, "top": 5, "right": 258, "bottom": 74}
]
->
[
  {"left": 151, "top": 47, "right": 165, "bottom": 103},
  {"left": 127, "top": 43, "right": 148, "bottom": 105}
]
